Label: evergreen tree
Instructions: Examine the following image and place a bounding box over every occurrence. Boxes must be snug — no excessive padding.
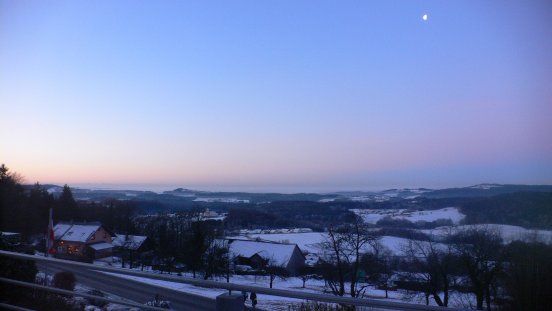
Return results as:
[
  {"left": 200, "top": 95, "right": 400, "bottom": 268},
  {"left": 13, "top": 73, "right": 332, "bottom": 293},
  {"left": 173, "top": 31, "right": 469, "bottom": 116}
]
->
[
  {"left": 25, "top": 183, "right": 54, "bottom": 236},
  {"left": 55, "top": 184, "right": 79, "bottom": 222},
  {"left": 0, "top": 164, "right": 26, "bottom": 233}
]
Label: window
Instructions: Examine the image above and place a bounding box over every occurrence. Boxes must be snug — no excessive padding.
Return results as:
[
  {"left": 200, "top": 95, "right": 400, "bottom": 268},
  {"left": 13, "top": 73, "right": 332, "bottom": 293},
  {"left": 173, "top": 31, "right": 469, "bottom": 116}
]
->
[{"left": 67, "top": 246, "right": 80, "bottom": 255}]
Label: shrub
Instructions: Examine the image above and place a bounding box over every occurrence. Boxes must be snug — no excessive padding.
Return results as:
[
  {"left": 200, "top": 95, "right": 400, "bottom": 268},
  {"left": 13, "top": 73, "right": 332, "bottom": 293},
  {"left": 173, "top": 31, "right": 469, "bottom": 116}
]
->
[
  {"left": 53, "top": 271, "right": 76, "bottom": 291},
  {"left": 86, "top": 289, "right": 107, "bottom": 308}
]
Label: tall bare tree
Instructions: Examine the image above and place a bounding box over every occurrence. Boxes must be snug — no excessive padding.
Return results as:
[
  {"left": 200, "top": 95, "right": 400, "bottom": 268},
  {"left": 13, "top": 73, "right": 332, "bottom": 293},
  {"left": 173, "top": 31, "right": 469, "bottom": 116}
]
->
[
  {"left": 402, "top": 232, "right": 457, "bottom": 307},
  {"left": 265, "top": 257, "right": 289, "bottom": 289},
  {"left": 452, "top": 227, "right": 503, "bottom": 311},
  {"left": 318, "top": 215, "right": 378, "bottom": 298}
]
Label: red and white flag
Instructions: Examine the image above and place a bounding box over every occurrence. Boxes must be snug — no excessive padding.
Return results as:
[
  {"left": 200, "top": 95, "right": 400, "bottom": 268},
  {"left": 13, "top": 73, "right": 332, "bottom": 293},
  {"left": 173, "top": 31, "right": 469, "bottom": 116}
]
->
[{"left": 47, "top": 208, "right": 56, "bottom": 256}]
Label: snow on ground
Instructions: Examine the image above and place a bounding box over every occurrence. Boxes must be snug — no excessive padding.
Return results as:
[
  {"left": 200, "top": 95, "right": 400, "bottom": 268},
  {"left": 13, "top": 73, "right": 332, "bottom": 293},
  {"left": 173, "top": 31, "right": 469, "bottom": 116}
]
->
[
  {"left": 425, "top": 224, "right": 552, "bottom": 244},
  {"left": 351, "top": 207, "right": 465, "bottom": 225},
  {"left": 397, "top": 207, "right": 465, "bottom": 224},
  {"left": 102, "top": 270, "right": 476, "bottom": 310},
  {"left": 239, "top": 228, "right": 313, "bottom": 235},
  {"left": 379, "top": 236, "right": 410, "bottom": 255},
  {"left": 233, "top": 232, "right": 413, "bottom": 257},
  {"left": 102, "top": 272, "right": 411, "bottom": 310},
  {"left": 231, "top": 222, "right": 549, "bottom": 262},
  {"left": 350, "top": 195, "right": 391, "bottom": 202},
  {"left": 101, "top": 272, "right": 313, "bottom": 310},
  {"left": 350, "top": 209, "right": 406, "bottom": 224},
  {"left": 317, "top": 198, "right": 336, "bottom": 203},
  {"left": 469, "top": 184, "right": 501, "bottom": 189},
  {"left": 193, "top": 197, "right": 250, "bottom": 203}
]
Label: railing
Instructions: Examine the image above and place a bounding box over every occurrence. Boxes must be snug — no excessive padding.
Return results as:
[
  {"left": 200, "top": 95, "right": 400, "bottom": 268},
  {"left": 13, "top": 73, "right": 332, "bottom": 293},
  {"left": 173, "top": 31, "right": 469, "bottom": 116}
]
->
[
  {"left": 0, "top": 250, "right": 470, "bottom": 311},
  {"left": 0, "top": 277, "right": 167, "bottom": 311}
]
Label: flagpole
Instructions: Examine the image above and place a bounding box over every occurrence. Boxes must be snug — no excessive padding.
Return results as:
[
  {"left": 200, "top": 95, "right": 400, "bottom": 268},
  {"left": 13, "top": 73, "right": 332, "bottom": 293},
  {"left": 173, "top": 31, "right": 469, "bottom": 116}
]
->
[{"left": 45, "top": 208, "right": 53, "bottom": 286}]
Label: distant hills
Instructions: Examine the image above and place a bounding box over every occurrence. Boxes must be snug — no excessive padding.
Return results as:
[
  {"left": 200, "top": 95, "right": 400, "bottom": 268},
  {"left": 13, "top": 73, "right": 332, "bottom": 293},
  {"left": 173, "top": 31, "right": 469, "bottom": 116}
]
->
[
  {"left": 26, "top": 183, "right": 552, "bottom": 229},
  {"left": 32, "top": 183, "right": 552, "bottom": 204},
  {"left": 421, "top": 184, "right": 552, "bottom": 199},
  {"left": 460, "top": 191, "right": 552, "bottom": 229}
]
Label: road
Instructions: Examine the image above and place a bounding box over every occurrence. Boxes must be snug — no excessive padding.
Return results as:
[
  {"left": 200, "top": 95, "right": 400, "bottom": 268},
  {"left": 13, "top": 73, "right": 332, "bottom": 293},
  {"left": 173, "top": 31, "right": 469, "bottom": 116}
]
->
[{"left": 38, "top": 261, "right": 217, "bottom": 311}]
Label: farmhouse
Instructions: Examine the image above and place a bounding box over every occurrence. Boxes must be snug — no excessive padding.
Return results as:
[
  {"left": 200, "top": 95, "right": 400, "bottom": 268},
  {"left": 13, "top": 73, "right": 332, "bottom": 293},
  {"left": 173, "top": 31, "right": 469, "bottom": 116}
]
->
[
  {"left": 228, "top": 239, "right": 306, "bottom": 275},
  {"left": 112, "top": 234, "right": 151, "bottom": 252},
  {"left": 112, "top": 234, "right": 152, "bottom": 268},
  {"left": 54, "top": 222, "right": 114, "bottom": 261}
]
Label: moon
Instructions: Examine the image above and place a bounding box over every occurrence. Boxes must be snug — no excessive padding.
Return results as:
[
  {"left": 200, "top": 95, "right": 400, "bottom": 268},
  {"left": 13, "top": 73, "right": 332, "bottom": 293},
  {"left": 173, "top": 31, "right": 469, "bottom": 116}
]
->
[{"left": 422, "top": 14, "right": 428, "bottom": 21}]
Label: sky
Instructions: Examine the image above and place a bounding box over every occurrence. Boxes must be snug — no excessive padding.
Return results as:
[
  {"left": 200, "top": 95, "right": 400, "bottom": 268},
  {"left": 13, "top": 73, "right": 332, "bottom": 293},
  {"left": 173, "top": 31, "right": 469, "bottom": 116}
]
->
[{"left": 1, "top": 1, "right": 551, "bottom": 192}]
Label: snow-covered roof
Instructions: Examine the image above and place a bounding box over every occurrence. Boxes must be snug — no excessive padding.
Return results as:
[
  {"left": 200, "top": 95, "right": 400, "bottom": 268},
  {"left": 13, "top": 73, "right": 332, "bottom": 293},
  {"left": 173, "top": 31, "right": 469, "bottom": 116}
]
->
[
  {"left": 89, "top": 242, "right": 112, "bottom": 250},
  {"left": 228, "top": 239, "right": 301, "bottom": 267},
  {"left": 112, "top": 234, "right": 148, "bottom": 250},
  {"left": 54, "top": 223, "right": 102, "bottom": 242},
  {"left": 54, "top": 223, "right": 73, "bottom": 240}
]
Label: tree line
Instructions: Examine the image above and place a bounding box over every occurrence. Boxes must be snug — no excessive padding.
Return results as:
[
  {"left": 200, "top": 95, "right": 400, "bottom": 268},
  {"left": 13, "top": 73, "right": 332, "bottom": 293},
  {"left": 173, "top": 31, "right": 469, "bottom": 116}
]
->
[
  {"left": 0, "top": 164, "right": 141, "bottom": 237},
  {"left": 313, "top": 216, "right": 552, "bottom": 311}
]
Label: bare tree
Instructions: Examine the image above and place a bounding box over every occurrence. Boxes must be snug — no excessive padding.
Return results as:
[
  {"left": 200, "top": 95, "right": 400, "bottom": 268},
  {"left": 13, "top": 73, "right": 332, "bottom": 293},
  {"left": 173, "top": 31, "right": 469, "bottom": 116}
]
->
[
  {"left": 361, "top": 241, "right": 396, "bottom": 299},
  {"left": 402, "top": 233, "right": 457, "bottom": 307},
  {"left": 265, "top": 257, "right": 289, "bottom": 288},
  {"left": 121, "top": 234, "right": 135, "bottom": 269},
  {"left": 318, "top": 226, "right": 346, "bottom": 296},
  {"left": 298, "top": 265, "right": 317, "bottom": 288},
  {"left": 452, "top": 226, "right": 503, "bottom": 311},
  {"left": 318, "top": 215, "right": 378, "bottom": 298},
  {"left": 203, "top": 238, "right": 230, "bottom": 280}
]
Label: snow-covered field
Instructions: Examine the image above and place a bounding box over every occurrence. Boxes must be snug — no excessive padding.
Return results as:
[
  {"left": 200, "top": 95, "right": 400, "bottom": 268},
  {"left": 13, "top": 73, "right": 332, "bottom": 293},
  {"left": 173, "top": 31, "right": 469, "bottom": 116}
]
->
[
  {"left": 351, "top": 207, "right": 466, "bottom": 225},
  {"left": 234, "top": 223, "right": 552, "bottom": 261},
  {"left": 238, "top": 228, "right": 313, "bottom": 235},
  {"left": 350, "top": 195, "right": 390, "bottom": 202},
  {"left": 425, "top": 224, "right": 552, "bottom": 244},
  {"left": 193, "top": 197, "right": 250, "bottom": 203},
  {"left": 233, "top": 232, "right": 414, "bottom": 257}
]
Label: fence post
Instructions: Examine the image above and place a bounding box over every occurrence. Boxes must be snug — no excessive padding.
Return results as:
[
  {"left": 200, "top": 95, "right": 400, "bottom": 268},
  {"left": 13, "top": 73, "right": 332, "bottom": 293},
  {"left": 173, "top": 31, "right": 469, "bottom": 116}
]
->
[{"left": 216, "top": 293, "right": 244, "bottom": 311}]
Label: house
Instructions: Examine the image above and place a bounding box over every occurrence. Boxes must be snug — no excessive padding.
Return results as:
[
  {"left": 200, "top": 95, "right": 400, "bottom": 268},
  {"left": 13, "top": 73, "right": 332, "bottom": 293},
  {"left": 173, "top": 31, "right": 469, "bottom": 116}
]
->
[
  {"left": 0, "top": 231, "right": 22, "bottom": 244},
  {"left": 112, "top": 234, "right": 152, "bottom": 268},
  {"left": 54, "top": 222, "right": 114, "bottom": 261},
  {"left": 112, "top": 234, "right": 151, "bottom": 253},
  {"left": 227, "top": 239, "right": 306, "bottom": 275}
]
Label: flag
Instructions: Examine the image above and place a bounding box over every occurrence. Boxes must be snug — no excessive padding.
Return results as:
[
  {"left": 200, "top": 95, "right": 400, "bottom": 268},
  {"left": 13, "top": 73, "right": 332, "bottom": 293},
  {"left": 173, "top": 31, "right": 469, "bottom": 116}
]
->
[{"left": 47, "top": 208, "right": 56, "bottom": 255}]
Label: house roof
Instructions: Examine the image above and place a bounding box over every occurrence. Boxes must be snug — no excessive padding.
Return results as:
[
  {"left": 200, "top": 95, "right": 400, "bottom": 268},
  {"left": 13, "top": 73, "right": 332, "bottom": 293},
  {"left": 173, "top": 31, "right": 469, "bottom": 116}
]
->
[
  {"left": 89, "top": 242, "right": 112, "bottom": 250},
  {"left": 228, "top": 239, "right": 302, "bottom": 267},
  {"left": 54, "top": 223, "right": 110, "bottom": 243},
  {"left": 53, "top": 223, "right": 74, "bottom": 240},
  {"left": 112, "top": 234, "right": 148, "bottom": 250},
  {"left": 0, "top": 232, "right": 20, "bottom": 236}
]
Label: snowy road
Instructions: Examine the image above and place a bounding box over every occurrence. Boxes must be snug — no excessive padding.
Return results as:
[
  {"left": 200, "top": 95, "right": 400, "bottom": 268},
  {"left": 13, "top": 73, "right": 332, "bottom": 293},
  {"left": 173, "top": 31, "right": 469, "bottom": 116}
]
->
[{"left": 38, "top": 261, "right": 216, "bottom": 311}]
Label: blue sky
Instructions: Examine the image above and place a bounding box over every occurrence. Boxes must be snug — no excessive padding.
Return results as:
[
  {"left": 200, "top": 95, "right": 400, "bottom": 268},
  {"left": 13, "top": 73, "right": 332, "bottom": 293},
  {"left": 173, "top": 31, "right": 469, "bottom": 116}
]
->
[{"left": 1, "top": 1, "right": 551, "bottom": 192}]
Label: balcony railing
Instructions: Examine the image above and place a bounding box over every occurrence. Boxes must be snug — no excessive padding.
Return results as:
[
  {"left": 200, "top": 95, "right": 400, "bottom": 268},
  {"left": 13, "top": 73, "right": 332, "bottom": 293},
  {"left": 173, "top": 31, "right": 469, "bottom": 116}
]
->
[{"left": 0, "top": 250, "right": 470, "bottom": 311}]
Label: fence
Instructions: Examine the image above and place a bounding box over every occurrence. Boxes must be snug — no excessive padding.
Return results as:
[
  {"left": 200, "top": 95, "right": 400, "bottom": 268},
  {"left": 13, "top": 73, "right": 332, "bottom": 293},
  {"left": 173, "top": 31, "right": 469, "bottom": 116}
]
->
[{"left": 0, "top": 250, "right": 470, "bottom": 311}]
